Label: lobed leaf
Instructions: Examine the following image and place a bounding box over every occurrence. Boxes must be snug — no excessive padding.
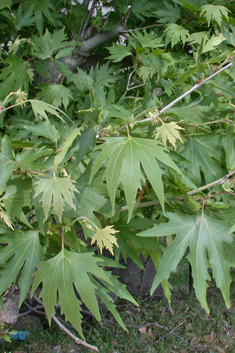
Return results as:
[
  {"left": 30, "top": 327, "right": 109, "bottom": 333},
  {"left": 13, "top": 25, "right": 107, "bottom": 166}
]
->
[
  {"left": 34, "top": 173, "right": 78, "bottom": 222},
  {"left": 90, "top": 137, "right": 181, "bottom": 221},
  {"left": 0, "top": 229, "right": 44, "bottom": 305},
  {"left": 138, "top": 212, "right": 233, "bottom": 313},
  {"left": 31, "top": 250, "right": 113, "bottom": 338}
]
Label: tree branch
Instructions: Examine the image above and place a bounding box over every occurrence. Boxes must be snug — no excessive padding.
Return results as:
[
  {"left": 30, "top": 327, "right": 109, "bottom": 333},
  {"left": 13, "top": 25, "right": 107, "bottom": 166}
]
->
[
  {"left": 74, "top": 25, "right": 126, "bottom": 59},
  {"left": 80, "top": 0, "right": 98, "bottom": 41},
  {"left": 32, "top": 294, "right": 99, "bottom": 352},
  {"left": 118, "top": 170, "right": 235, "bottom": 213},
  {"left": 139, "top": 62, "right": 232, "bottom": 123}
]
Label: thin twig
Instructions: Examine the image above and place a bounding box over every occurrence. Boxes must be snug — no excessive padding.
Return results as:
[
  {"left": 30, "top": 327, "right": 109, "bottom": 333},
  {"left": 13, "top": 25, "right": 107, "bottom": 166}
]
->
[
  {"left": 127, "top": 83, "right": 146, "bottom": 91},
  {"left": 118, "top": 170, "right": 235, "bottom": 213},
  {"left": 160, "top": 319, "right": 186, "bottom": 340},
  {"left": 126, "top": 322, "right": 169, "bottom": 331},
  {"left": 123, "top": 67, "right": 137, "bottom": 99},
  {"left": 139, "top": 62, "right": 232, "bottom": 123},
  {"left": 32, "top": 294, "right": 99, "bottom": 352},
  {"left": 187, "top": 170, "right": 235, "bottom": 196}
]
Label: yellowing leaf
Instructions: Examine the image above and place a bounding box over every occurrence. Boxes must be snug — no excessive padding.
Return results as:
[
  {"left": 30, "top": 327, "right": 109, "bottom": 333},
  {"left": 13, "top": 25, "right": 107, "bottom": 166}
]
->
[
  {"left": 33, "top": 173, "right": 78, "bottom": 221},
  {"left": 91, "top": 225, "right": 119, "bottom": 255},
  {"left": 155, "top": 121, "right": 184, "bottom": 149}
]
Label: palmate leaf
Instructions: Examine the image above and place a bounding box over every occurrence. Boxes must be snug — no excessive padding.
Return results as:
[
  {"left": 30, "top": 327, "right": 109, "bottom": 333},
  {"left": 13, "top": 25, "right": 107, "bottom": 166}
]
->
[
  {"left": 2, "top": 177, "right": 32, "bottom": 227},
  {"left": 64, "top": 165, "right": 112, "bottom": 238},
  {"left": 138, "top": 212, "right": 233, "bottom": 313},
  {"left": 181, "top": 132, "right": 224, "bottom": 186},
  {"left": 36, "top": 83, "right": 73, "bottom": 110},
  {"left": 165, "top": 24, "right": 189, "bottom": 47},
  {"left": 132, "top": 30, "right": 163, "bottom": 48},
  {"left": 28, "top": 99, "right": 68, "bottom": 122},
  {"left": 24, "top": 121, "right": 61, "bottom": 144},
  {"left": 154, "top": 2, "right": 181, "bottom": 23},
  {"left": 14, "top": 5, "right": 35, "bottom": 30},
  {"left": 25, "top": 0, "right": 57, "bottom": 34},
  {"left": 34, "top": 173, "right": 78, "bottom": 222},
  {"left": 155, "top": 121, "right": 184, "bottom": 149},
  {"left": 131, "top": 0, "right": 156, "bottom": 20},
  {"left": 0, "top": 57, "right": 34, "bottom": 98},
  {"left": 90, "top": 225, "right": 119, "bottom": 255},
  {"left": 106, "top": 44, "right": 133, "bottom": 62},
  {"left": 31, "top": 250, "right": 113, "bottom": 338},
  {"left": 32, "top": 28, "right": 73, "bottom": 60},
  {"left": 200, "top": 5, "right": 230, "bottom": 28},
  {"left": 90, "top": 137, "right": 181, "bottom": 221},
  {"left": 0, "top": 229, "right": 44, "bottom": 306}
]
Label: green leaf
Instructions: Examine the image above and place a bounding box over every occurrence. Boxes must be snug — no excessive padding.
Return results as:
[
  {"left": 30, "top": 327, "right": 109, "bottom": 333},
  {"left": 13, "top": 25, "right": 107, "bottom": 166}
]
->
[
  {"left": 222, "top": 127, "right": 235, "bottom": 170},
  {"left": 54, "top": 128, "right": 80, "bottom": 170},
  {"left": 89, "top": 63, "right": 120, "bottom": 88},
  {"left": 2, "top": 177, "right": 32, "bottom": 227},
  {"left": 26, "top": 0, "right": 57, "bottom": 34},
  {"left": 65, "top": 165, "right": 112, "bottom": 237},
  {"left": 132, "top": 30, "right": 163, "bottom": 48},
  {"left": 165, "top": 24, "right": 189, "bottom": 47},
  {"left": 0, "top": 0, "right": 12, "bottom": 10},
  {"left": 138, "top": 66, "right": 156, "bottom": 83},
  {"left": 32, "top": 28, "right": 73, "bottom": 60},
  {"left": 36, "top": 83, "right": 73, "bottom": 109},
  {"left": 29, "top": 99, "right": 68, "bottom": 122},
  {"left": 106, "top": 44, "right": 133, "bottom": 62},
  {"left": 0, "top": 57, "right": 34, "bottom": 97},
  {"left": 154, "top": 2, "right": 181, "bottom": 24},
  {"left": 138, "top": 212, "right": 233, "bottom": 313},
  {"left": 31, "top": 250, "right": 112, "bottom": 338},
  {"left": 0, "top": 229, "right": 44, "bottom": 306},
  {"left": 0, "top": 136, "right": 15, "bottom": 193},
  {"left": 33, "top": 173, "right": 78, "bottom": 222},
  {"left": 201, "top": 34, "right": 226, "bottom": 53},
  {"left": 115, "top": 220, "right": 162, "bottom": 269},
  {"left": 200, "top": 5, "right": 230, "bottom": 28},
  {"left": 90, "top": 137, "right": 181, "bottom": 221},
  {"left": 221, "top": 26, "right": 235, "bottom": 47},
  {"left": 24, "top": 121, "right": 61, "bottom": 144},
  {"left": 181, "top": 133, "right": 224, "bottom": 186},
  {"left": 15, "top": 146, "right": 51, "bottom": 171},
  {"left": 131, "top": 0, "right": 156, "bottom": 20},
  {"left": 14, "top": 5, "right": 35, "bottom": 30},
  {"left": 74, "top": 126, "right": 98, "bottom": 167}
]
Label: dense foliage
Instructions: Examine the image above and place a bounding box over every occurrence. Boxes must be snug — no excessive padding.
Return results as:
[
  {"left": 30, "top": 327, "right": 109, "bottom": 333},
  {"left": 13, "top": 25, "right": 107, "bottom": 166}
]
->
[{"left": 0, "top": 0, "right": 235, "bottom": 343}]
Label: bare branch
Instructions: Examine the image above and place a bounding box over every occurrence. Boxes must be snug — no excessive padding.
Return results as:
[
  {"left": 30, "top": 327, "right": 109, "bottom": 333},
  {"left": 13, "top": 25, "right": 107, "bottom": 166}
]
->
[
  {"left": 82, "top": 0, "right": 91, "bottom": 9},
  {"left": 32, "top": 294, "right": 99, "bottom": 352},
  {"left": 139, "top": 62, "right": 233, "bottom": 123},
  {"left": 75, "top": 25, "right": 126, "bottom": 58},
  {"left": 80, "top": 0, "right": 98, "bottom": 41}
]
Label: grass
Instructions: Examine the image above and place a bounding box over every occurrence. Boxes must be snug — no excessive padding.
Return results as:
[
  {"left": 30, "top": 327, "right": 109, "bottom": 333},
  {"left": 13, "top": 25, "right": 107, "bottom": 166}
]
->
[{"left": 3, "top": 262, "right": 235, "bottom": 353}]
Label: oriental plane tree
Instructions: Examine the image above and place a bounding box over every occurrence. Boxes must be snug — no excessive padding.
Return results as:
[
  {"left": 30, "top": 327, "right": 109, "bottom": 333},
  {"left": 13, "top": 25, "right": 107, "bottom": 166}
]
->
[{"left": 0, "top": 0, "right": 235, "bottom": 349}]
